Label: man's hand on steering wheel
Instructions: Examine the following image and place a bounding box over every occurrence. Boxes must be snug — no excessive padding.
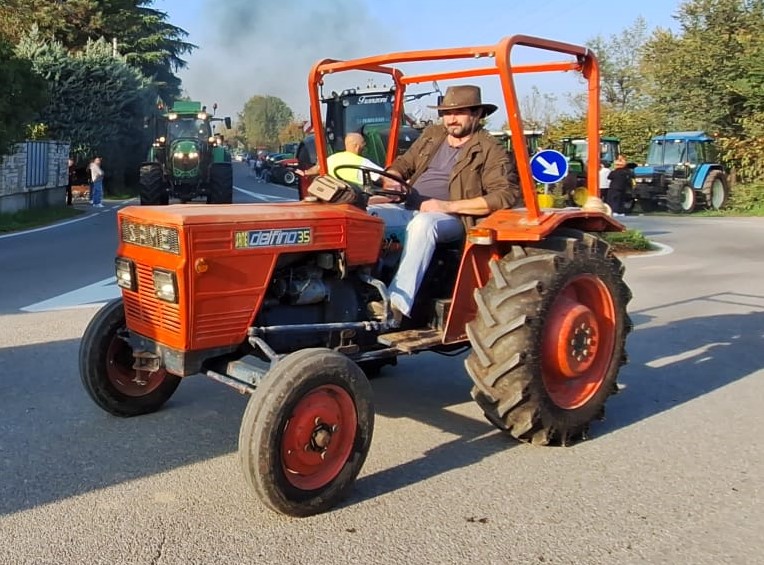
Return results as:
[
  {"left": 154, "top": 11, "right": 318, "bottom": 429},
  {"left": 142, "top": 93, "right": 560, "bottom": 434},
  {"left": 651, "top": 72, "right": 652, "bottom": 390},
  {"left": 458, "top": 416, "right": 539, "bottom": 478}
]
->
[{"left": 330, "top": 165, "right": 413, "bottom": 203}]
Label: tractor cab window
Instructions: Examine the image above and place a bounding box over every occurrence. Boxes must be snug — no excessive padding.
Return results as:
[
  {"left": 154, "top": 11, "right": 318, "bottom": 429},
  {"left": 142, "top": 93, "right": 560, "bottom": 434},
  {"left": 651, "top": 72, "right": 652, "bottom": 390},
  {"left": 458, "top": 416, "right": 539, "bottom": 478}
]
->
[
  {"left": 647, "top": 139, "right": 685, "bottom": 165},
  {"left": 169, "top": 118, "right": 210, "bottom": 140},
  {"left": 343, "top": 99, "right": 393, "bottom": 134},
  {"left": 686, "top": 142, "right": 699, "bottom": 164},
  {"left": 700, "top": 141, "right": 718, "bottom": 163}
]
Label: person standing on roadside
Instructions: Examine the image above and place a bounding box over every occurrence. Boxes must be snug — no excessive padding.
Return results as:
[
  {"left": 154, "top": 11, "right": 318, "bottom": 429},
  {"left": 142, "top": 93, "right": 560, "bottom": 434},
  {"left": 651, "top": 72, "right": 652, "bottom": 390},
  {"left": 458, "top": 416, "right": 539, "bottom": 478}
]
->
[
  {"left": 88, "top": 156, "right": 105, "bottom": 208},
  {"left": 606, "top": 155, "right": 633, "bottom": 217},
  {"left": 66, "top": 157, "right": 76, "bottom": 206}
]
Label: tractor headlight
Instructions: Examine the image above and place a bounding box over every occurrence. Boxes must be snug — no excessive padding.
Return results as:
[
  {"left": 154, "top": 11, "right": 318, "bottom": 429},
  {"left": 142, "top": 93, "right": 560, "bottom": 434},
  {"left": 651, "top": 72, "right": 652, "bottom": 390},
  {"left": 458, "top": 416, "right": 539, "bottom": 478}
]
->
[
  {"left": 174, "top": 151, "right": 185, "bottom": 159},
  {"left": 115, "top": 257, "right": 136, "bottom": 291},
  {"left": 188, "top": 151, "right": 199, "bottom": 159},
  {"left": 152, "top": 269, "right": 178, "bottom": 303}
]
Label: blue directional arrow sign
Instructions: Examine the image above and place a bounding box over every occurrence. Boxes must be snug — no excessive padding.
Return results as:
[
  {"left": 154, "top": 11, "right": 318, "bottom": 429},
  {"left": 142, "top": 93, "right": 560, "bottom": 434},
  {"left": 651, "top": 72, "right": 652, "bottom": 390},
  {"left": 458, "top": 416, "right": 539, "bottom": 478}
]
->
[{"left": 530, "top": 149, "right": 568, "bottom": 184}]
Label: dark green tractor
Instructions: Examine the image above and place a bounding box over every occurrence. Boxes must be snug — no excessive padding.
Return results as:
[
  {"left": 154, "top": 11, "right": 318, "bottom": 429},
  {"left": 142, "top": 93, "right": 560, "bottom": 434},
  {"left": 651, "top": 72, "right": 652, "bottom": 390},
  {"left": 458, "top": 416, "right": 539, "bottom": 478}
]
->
[
  {"left": 295, "top": 85, "right": 439, "bottom": 193},
  {"left": 141, "top": 101, "right": 234, "bottom": 205},
  {"left": 561, "top": 136, "right": 621, "bottom": 207}
]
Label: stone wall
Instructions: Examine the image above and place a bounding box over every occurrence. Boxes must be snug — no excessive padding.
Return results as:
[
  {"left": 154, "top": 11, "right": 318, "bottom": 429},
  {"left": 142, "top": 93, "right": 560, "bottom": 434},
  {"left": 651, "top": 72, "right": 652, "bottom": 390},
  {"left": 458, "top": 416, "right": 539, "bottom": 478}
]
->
[{"left": 0, "top": 141, "right": 70, "bottom": 214}]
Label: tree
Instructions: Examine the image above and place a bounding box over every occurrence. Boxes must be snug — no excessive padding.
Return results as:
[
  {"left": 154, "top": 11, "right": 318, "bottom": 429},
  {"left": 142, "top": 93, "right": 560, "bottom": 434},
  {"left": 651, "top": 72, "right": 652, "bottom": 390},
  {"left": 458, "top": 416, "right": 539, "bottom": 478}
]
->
[
  {"left": 17, "top": 30, "right": 155, "bottom": 190},
  {"left": 641, "top": 0, "right": 764, "bottom": 135},
  {"left": 278, "top": 121, "right": 307, "bottom": 147},
  {"left": 0, "top": 38, "right": 49, "bottom": 155},
  {"left": 587, "top": 17, "right": 650, "bottom": 110},
  {"left": 0, "top": 0, "right": 194, "bottom": 101},
  {"left": 239, "top": 96, "right": 294, "bottom": 150}
]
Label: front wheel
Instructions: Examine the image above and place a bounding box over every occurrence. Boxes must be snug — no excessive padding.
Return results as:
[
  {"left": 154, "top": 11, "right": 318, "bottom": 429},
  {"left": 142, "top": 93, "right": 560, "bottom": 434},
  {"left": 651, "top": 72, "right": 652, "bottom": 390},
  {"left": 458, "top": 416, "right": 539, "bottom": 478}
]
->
[
  {"left": 239, "top": 349, "right": 374, "bottom": 516},
  {"left": 465, "top": 230, "right": 632, "bottom": 446},
  {"left": 207, "top": 162, "right": 233, "bottom": 204},
  {"left": 79, "top": 298, "right": 181, "bottom": 416},
  {"left": 283, "top": 169, "right": 297, "bottom": 185},
  {"left": 666, "top": 181, "right": 696, "bottom": 214}
]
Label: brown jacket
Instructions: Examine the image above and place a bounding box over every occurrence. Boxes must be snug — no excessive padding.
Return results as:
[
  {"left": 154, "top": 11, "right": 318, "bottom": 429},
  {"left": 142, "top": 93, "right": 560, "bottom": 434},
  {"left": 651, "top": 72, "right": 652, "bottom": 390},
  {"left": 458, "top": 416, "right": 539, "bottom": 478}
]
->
[{"left": 389, "top": 124, "right": 520, "bottom": 229}]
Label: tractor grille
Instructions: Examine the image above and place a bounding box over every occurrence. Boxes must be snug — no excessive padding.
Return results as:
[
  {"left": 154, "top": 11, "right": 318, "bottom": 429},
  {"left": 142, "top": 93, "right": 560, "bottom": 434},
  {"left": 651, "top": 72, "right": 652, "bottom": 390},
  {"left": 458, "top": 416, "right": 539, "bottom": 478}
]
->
[
  {"left": 121, "top": 220, "right": 180, "bottom": 255},
  {"left": 123, "top": 263, "right": 182, "bottom": 337},
  {"left": 173, "top": 155, "right": 199, "bottom": 173}
]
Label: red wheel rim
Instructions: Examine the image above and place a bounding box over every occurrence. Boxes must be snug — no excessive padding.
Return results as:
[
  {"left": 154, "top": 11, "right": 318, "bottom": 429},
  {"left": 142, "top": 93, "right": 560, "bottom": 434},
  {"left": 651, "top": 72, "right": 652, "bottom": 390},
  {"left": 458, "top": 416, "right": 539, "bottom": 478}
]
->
[
  {"left": 281, "top": 384, "right": 357, "bottom": 491},
  {"left": 106, "top": 334, "right": 167, "bottom": 397},
  {"left": 541, "top": 274, "right": 616, "bottom": 409}
]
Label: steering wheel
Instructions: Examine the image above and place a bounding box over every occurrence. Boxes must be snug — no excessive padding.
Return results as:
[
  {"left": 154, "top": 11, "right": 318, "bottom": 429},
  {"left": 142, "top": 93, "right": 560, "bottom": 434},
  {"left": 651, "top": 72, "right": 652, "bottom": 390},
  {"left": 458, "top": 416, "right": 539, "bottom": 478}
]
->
[{"left": 331, "top": 165, "right": 413, "bottom": 203}]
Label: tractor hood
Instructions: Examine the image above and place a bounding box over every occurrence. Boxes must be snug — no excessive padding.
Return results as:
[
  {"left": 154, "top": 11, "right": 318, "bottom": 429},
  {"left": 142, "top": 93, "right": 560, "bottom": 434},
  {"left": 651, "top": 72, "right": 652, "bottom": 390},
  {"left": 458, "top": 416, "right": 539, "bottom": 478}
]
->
[
  {"left": 117, "top": 201, "right": 385, "bottom": 267},
  {"left": 634, "top": 164, "right": 675, "bottom": 178}
]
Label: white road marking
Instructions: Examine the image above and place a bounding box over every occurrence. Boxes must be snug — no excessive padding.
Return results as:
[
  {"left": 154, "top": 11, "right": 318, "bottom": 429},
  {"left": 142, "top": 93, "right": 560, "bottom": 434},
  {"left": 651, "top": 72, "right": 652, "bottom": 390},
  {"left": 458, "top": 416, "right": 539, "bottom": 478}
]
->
[
  {"left": 0, "top": 202, "right": 133, "bottom": 240},
  {"left": 234, "top": 186, "right": 296, "bottom": 202},
  {"left": 20, "top": 277, "right": 120, "bottom": 312}
]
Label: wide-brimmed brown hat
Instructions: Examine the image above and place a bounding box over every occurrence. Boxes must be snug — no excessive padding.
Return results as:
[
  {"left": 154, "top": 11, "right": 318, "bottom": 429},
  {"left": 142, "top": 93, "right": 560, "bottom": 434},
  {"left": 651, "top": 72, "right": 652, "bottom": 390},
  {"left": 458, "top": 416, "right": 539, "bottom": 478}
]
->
[{"left": 429, "top": 85, "right": 498, "bottom": 116}]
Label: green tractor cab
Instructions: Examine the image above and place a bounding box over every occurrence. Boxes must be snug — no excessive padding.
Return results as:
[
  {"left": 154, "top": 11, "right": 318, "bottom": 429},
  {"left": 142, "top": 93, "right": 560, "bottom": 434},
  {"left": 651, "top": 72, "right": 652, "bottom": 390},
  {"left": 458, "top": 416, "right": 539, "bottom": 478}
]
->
[
  {"left": 141, "top": 100, "right": 234, "bottom": 205},
  {"left": 633, "top": 131, "right": 729, "bottom": 213},
  {"left": 295, "top": 85, "right": 439, "bottom": 196},
  {"left": 561, "top": 136, "right": 621, "bottom": 207}
]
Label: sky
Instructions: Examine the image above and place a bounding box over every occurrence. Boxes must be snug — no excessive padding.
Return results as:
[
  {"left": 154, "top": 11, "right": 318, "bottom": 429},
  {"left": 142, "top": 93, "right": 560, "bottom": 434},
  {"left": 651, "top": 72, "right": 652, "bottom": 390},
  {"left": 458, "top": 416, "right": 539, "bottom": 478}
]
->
[{"left": 151, "top": 0, "right": 684, "bottom": 128}]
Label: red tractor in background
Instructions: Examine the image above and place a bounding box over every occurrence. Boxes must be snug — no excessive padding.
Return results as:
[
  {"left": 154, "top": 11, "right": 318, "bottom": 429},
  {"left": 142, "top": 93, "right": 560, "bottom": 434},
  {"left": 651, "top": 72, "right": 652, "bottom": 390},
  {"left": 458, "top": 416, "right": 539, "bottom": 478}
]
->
[{"left": 79, "top": 36, "right": 632, "bottom": 517}]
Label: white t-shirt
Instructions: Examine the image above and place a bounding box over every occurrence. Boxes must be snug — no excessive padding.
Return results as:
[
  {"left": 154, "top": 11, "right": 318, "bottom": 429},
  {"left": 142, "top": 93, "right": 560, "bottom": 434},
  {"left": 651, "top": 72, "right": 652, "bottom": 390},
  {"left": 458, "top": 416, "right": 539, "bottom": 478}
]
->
[{"left": 599, "top": 166, "right": 611, "bottom": 190}]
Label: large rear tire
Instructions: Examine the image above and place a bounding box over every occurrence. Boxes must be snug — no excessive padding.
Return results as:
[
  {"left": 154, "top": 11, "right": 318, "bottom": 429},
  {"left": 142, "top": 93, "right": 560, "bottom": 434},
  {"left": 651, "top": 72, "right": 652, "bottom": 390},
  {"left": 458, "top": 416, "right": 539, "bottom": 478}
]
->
[
  {"left": 207, "top": 162, "right": 233, "bottom": 204},
  {"left": 666, "top": 181, "right": 696, "bottom": 214},
  {"left": 239, "top": 349, "right": 374, "bottom": 516},
  {"left": 465, "top": 230, "right": 632, "bottom": 446},
  {"left": 701, "top": 170, "right": 729, "bottom": 210},
  {"left": 139, "top": 163, "right": 167, "bottom": 205},
  {"left": 79, "top": 298, "right": 181, "bottom": 416}
]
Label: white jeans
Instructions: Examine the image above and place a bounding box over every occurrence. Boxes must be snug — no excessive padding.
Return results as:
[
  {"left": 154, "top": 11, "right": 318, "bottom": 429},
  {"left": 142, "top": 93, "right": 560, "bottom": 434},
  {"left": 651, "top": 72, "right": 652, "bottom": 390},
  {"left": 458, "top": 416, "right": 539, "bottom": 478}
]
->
[{"left": 367, "top": 203, "right": 464, "bottom": 316}]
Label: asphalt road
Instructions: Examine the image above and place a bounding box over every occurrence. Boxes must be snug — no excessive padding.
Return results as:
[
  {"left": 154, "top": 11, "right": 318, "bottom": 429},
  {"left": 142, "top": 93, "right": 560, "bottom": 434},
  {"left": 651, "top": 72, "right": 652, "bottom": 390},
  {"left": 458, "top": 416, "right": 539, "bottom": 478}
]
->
[{"left": 0, "top": 187, "right": 762, "bottom": 564}]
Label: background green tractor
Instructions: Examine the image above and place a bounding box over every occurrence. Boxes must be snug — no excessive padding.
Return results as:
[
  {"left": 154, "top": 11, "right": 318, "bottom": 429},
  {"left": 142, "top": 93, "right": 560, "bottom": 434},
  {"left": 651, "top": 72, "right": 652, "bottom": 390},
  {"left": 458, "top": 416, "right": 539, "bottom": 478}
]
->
[
  {"left": 141, "top": 100, "right": 234, "bottom": 205},
  {"left": 561, "top": 136, "right": 621, "bottom": 207},
  {"left": 295, "top": 85, "right": 439, "bottom": 193},
  {"left": 632, "top": 131, "right": 729, "bottom": 214}
]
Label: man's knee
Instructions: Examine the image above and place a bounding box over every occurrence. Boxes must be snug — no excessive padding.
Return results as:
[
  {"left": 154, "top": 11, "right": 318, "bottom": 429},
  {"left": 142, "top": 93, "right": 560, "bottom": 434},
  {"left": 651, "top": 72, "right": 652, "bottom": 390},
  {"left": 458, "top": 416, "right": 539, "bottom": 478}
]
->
[{"left": 406, "top": 213, "right": 438, "bottom": 241}]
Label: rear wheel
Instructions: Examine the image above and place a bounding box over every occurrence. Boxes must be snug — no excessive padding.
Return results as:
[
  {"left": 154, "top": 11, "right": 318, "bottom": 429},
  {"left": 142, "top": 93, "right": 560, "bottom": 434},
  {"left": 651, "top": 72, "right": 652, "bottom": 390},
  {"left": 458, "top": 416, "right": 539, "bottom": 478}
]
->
[
  {"left": 79, "top": 298, "right": 181, "bottom": 416},
  {"left": 139, "top": 163, "right": 167, "bottom": 205},
  {"left": 283, "top": 169, "right": 297, "bottom": 185},
  {"left": 702, "top": 170, "right": 729, "bottom": 210},
  {"left": 207, "top": 162, "right": 233, "bottom": 203},
  {"left": 465, "top": 230, "right": 632, "bottom": 446},
  {"left": 239, "top": 349, "right": 374, "bottom": 516},
  {"left": 666, "top": 181, "right": 696, "bottom": 214}
]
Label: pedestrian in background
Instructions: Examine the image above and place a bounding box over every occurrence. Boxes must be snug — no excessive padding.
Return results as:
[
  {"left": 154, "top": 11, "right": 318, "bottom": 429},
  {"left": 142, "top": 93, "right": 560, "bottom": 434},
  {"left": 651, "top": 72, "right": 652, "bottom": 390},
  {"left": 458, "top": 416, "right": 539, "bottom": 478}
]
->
[
  {"left": 606, "top": 155, "right": 633, "bottom": 217},
  {"left": 88, "top": 156, "right": 105, "bottom": 208},
  {"left": 599, "top": 159, "right": 611, "bottom": 203},
  {"left": 66, "top": 157, "right": 75, "bottom": 206}
]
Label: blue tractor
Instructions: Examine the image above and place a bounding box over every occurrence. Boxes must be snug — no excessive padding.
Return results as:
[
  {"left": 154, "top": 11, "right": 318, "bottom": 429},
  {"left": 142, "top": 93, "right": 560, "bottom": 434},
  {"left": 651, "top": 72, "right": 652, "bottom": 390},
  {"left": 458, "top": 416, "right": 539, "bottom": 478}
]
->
[{"left": 632, "top": 131, "right": 729, "bottom": 213}]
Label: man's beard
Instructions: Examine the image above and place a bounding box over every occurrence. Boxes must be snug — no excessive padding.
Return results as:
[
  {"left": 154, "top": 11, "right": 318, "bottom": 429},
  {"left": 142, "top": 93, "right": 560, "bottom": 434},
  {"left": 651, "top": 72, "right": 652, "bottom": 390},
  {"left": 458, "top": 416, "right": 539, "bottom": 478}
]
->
[{"left": 446, "top": 120, "right": 477, "bottom": 138}]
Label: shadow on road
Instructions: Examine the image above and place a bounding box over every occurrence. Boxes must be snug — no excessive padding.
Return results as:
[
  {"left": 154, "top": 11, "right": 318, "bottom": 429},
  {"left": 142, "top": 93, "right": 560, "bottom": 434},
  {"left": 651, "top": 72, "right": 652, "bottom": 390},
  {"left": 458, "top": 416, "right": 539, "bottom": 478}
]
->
[
  {"left": 0, "top": 337, "right": 247, "bottom": 517},
  {"left": 2, "top": 292, "right": 762, "bottom": 515},
  {"left": 602, "top": 293, "right": 764, "bottom": 434},
  {"left": 354, "top": 292, "right": 764, "bottom": 506}
]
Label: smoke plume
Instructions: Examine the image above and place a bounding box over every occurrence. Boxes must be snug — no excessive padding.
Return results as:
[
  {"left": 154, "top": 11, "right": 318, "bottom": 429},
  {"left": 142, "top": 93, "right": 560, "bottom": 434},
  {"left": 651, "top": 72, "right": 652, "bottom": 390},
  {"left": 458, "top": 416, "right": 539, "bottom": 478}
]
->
[{"left": 176, "top": 0, "right": 398, "bottom": 121}]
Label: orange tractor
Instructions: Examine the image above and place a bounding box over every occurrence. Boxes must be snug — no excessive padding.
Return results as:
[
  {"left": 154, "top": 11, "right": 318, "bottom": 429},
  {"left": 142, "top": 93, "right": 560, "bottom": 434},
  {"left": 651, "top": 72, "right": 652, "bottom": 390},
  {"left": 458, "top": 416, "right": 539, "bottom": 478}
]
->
[{"left": 79, "top": 36, "right": 632, "bottom": 517}]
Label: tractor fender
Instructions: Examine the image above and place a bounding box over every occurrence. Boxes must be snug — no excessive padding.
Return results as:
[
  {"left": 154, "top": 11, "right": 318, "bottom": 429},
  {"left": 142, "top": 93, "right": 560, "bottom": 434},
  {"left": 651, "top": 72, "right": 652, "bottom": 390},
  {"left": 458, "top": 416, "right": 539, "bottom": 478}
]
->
[
  {"left": 442, "top": 209, "right": 623, "bottom": 344},
  {"left": 692, "top": 164, "right": 722, "bottom": 190}
]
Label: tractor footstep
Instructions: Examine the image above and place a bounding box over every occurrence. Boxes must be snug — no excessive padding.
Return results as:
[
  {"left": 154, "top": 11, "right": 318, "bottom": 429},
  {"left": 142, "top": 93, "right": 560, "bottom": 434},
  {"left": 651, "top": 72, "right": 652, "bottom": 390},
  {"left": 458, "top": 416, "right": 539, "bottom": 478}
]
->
[{"left": 377, "top": 328, "right": 443, "bottom": 353}]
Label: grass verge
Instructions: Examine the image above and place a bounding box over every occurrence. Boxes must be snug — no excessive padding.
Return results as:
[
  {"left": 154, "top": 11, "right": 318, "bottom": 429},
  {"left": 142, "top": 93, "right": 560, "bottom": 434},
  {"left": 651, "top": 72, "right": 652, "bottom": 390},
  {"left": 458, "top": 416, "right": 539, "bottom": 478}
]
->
[
  {"left": 0, "top": 207, "right": 84, "bottom": 234},
  {"left": 602, "top": 229, "right": 652, "bottom": 253}
]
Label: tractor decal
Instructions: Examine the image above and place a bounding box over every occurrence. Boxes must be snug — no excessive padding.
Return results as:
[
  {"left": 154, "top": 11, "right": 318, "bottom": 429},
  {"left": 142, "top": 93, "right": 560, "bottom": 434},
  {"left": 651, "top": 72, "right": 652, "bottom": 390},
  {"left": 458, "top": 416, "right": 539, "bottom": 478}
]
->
[{"left": 234, "top": 228, "right": 313, "bottom": 248}]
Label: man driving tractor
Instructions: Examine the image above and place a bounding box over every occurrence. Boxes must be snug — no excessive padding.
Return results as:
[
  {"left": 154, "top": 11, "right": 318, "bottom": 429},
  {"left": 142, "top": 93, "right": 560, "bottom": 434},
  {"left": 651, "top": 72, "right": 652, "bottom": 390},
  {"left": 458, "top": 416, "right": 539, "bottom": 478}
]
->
[{"left": 368, "top": 84, "right": 520, "bottom": 325}]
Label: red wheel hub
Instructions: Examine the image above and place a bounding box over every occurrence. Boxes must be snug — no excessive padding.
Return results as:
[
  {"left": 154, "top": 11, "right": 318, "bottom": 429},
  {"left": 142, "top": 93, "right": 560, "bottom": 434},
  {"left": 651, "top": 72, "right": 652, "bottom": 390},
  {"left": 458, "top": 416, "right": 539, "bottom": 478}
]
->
[
  {"left": 281, "top": 384, "right": 357, "bottom": 491},
  {"left": 106, "top": 335, "right": 167, "bottom": 397},
  {"left": 541, "top": 274, "right": 616, "bottom": 409}
]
